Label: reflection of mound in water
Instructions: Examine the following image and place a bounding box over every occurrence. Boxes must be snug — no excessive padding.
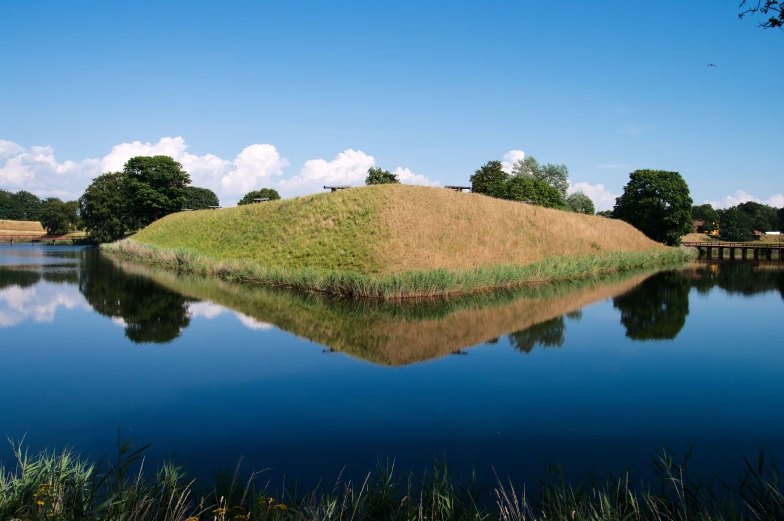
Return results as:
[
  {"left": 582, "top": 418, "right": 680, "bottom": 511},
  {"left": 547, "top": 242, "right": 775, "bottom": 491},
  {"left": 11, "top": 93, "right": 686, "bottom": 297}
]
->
[
  {"left": 78, "top": 250, "right": 194, "bottom": 344},
  {"left": 108, "top": 254, "right": 658, "bottom": 365}
]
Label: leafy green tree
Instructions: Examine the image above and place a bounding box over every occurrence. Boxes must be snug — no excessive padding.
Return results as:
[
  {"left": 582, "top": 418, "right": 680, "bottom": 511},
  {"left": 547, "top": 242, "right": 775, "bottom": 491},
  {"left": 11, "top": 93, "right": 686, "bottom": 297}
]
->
[
  {"left": 613, "top": 170, "right": 693, "bottom": 246},
  {"left": 719, "top": 207, "right": 753, "bottom": 241},
  {"left": 122, "top": 156, "right": 191, "bottom": 226},
  {"left": 79, "top": 172, "right": 132, "bottom": 243},
  {"left": 39, "top": 198, "right": 79, "bottom": 235},
  {"left": 566, "top": 191, "right": 595, "bottom": 214},
  {"left": 511, "top": 156, "right": 540, "bottom": 178},
  {"left": 183, "top": 186, "right": 219, "bottom": 210},
  {"left": 365, "top": 167, "right": 400, "bottom": 185},
  {"left": 596, "top": 210, "right": 614, "bottom": 218},
  {"left": 237, "top": 188, "right": 281, "bottom": 205},
  {"left": 505, "top": 176, "right": 566, "bottom": 209},
  {"left": 736, "top": 201, "right": 778, "bottom": 232},
  {"left": 511, "top": 156, "right": 569, "bottom": 198},
  {"left": 691, "top": 203, "right": 719, "bottom": 233},
  {"left": 0, "top": 190, "right": 42, "bottom": 221},
  {"left": 779, "top": 207, "right": 784, "bottom": 233},
  {"left": 471, "top": 161, "right": 509, "bottom": 198}
]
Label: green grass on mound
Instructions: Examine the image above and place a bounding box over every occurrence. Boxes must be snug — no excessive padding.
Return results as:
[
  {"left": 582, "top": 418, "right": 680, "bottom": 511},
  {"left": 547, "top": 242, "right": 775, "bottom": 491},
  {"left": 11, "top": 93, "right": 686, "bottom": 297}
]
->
[{"left": 103, "top": 240, "right": 695, "bottom": 299}]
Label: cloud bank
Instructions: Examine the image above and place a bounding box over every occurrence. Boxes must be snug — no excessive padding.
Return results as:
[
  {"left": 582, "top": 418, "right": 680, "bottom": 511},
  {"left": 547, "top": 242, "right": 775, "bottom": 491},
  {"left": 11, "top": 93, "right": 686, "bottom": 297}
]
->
[
  {"left": 706, "top": 190, "right": 784, "bottom": 209},
  {"left": 0, "top": 137, "right": 438, "bottom": 206}
]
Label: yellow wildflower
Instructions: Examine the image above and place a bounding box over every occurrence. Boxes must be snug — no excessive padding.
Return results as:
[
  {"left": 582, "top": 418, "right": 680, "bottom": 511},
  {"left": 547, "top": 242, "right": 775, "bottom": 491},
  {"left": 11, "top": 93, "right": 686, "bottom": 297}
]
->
[
  {"left": 274, "top": 504, "right": 287, "bottom": 511},
  {"left": 212, "top": 507, "right": 228, "bottom": 515},
  {"left": 186, "top": 517, "right": 199, "bottom": 521},
  {"left": 37, "top": 501, "right": 45, "bottom": 506},
  {"left": 233, "top": 516, "right": 246, "bottom": 519}
]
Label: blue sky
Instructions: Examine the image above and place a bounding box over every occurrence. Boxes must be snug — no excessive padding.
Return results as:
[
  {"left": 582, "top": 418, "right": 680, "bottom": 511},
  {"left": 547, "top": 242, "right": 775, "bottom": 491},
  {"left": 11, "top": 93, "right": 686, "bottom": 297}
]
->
[{"left": 1, "top": 0, "right": 782, "bottom": 208}]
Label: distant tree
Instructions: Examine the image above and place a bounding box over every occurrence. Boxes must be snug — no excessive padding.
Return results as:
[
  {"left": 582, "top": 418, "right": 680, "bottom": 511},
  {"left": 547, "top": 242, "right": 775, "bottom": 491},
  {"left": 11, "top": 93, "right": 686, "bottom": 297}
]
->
[
  {"left": 511, "top": 156, "right": 570, "bottom": 198},
  {"left": 122, "top": 156, "right": 190, "bottom": 226},
  {"left": 0, "top": 190, "right": 42, "bottom": 221},
  {"left": 736, "top": 201, "right": 778, "bottom": 232},
  {"left": 79, "top": 172, "right": 132, "bottom": 243},
  {"left": 613, "top": 170, "right": 693, "bottom": 246},
  {"left": 779, "top": 207, "right": 784, "bottom": 232},
  {"left": 505, "top": 176, "right": 566, "bottom": 209},
  {"left": 471, "top": 161, "right": 509, "bottom": 198},
  {"left": 739, "top": 0, "right": 783, "bottom": 29},
  {"left": 365, "top": 167, "right": 400, "bottom": 185},
  {"left": 237, "top": 188, "right": 281, "bottom": 205},
  {"left": 719, "top": 207, "right": 754, "bottom": 241},
  {"left": 183, "top": 186, "right": 219, "bottom": 210},
  {"left": 596, "top": 210, "right": 614, "bottom": 218},
  {"left": 39, "top": 198, "right": 79, "bottom": 235},
  {"left": 566, "top": 191, "right": 595, "bottom": 214},
  {"left": 691, "top": 203, "right": 719, "bottom": 233}
]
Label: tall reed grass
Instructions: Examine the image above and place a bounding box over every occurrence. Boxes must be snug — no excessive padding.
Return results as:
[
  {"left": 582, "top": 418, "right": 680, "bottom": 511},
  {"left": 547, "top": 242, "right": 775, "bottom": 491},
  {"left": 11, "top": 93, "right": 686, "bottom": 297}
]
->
[
  {"left": 102, "top": 240, "right": 695, "bottom": 299},
  {"left": 1, "top": 439, "right": 781, "bottom": 521}
]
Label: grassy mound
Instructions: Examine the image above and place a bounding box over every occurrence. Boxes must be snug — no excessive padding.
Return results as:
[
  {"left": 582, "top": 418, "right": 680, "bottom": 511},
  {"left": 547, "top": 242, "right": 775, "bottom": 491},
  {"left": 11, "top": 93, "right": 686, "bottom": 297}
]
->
[
  {"left": 110, "top": 185, "right": 694, "bottom": 298},
  {"left": 0, "top": 219, "right": 45, "bottom": 236}
]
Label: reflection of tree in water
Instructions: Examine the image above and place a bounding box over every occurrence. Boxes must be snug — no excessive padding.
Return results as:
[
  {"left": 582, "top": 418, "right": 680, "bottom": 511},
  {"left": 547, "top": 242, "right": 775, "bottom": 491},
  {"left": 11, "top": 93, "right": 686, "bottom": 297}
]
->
[
  {"left": 697, "top": 263, "right": 783, "bottom": 299},
  {"left": 612, "top": 272, "right": 690, "bottom": 341},
  {"left": 0, "top": 268, "right": 42, "bottom": 290},
  {"left": 78, "top": 250, "right": 194, "bottom": 344},
  {"left": 508, "top": 317, "right": 566, "bottom": 354}
]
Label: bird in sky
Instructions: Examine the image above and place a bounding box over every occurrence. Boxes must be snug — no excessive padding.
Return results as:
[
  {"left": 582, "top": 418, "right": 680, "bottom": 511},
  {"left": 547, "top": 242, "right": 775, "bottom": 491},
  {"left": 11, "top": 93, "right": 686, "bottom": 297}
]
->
[{"left": 708, "top": 63, "right": 717, "bottom": 67}]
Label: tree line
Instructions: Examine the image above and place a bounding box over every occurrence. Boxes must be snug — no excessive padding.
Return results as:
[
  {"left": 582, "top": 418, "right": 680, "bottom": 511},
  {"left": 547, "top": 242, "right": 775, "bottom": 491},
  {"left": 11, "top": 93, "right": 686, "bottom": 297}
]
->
[
  {"left": 1, "top": 155, "right": 281, "bottom": 242},
  {"left": 692, "top": 201, "right": 783, "bottom": 241}
]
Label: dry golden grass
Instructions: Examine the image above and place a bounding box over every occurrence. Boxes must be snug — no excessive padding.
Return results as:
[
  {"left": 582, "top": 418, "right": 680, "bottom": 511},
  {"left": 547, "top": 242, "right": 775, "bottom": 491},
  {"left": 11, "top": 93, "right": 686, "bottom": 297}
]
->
[
  {"left": 378, "top": 185, "right": 664, "bottom": 272},
  {"left": 133, "top": 184, "right": 664, "bottom": 275},
  {"left": 683, "top": 232, "right": 784, "bottom": 244},
  {"left": 0, "top": 220, "right": 45, "bottom": 235}
]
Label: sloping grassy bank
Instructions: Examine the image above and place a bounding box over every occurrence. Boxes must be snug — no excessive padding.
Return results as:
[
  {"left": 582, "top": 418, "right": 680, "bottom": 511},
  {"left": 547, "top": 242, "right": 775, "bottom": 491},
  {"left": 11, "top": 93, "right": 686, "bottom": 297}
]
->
[
  {"left": 2, "top": 442, "right": 781, "bottom": 521},
  {"left": 103, "top": 240, "right": 694, "bottom": 299}
]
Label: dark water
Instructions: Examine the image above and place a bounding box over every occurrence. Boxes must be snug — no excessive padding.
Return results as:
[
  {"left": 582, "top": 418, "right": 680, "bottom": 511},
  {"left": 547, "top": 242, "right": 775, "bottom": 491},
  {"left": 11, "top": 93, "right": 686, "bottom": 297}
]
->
[{"left": 1, "top": 245, "right": 783, "bottom": 488}]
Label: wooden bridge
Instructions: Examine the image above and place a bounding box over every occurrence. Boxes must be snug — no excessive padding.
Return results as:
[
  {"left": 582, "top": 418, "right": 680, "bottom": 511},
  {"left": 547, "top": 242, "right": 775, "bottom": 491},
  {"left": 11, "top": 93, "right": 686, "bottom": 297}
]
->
[
  {"left": 0, "top": 234, "right": 88, "bottom": 245},
  {"left": 682, "top": 241, "right": 783, "bottom": 261}
]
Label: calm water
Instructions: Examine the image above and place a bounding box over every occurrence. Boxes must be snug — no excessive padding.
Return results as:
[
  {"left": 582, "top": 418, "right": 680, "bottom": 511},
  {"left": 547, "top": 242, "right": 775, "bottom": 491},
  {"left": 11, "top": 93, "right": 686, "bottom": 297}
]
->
[{"left": 1, "top": 245, "right": 783, "bottom": 487}]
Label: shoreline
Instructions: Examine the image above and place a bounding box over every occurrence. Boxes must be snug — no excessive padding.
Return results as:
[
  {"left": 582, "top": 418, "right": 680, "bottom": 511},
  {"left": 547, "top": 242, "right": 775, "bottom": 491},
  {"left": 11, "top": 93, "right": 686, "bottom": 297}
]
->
[{"left": 102, "top": 239, "right": 697, "bottom": 299}]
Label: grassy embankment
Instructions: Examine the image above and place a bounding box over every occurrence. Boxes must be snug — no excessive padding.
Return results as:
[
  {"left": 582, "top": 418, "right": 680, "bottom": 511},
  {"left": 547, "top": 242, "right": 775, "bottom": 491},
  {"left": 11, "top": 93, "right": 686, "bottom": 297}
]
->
[
  {"left": 0, "top": 219, "right": 45, "bottom": 236},
  {"left": 1, "top": 441, "right": 781, "bottom": 521},
  {"left": 105, "top": 185, "right": 695, "bottom": 298},
  {"left": 683, "top": 232, "right": 783, "bottom": 244}
]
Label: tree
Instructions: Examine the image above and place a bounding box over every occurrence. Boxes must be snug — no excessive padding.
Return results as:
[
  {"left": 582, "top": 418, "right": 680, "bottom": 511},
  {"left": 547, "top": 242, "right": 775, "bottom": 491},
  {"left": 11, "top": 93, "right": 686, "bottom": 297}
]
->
[
  {"left": 79, "top": 172, "right": 132, "bottom": 243},
  {"left": 122, "top": 156, "right": 191, "bottom": 226},
  {"left": 736, "top": 201, "right": 778, "bottom": 232},
  {"left": 39, "top": 198, "right": 79, "bottom": 235},
  {"left": 511, "top": 156, "right": 540, "bottom": 178},
  {"left": 612, "top": 170, "right": 693, "bottom": 246},
  {"left": 508, "top": 317, "right": 566, "bottom": 354},
  {"left": 719, "top": 207, "right": 753, "bottom": 241},
  {"left": 596, "top": 210, "right": 614, "bottom": 218},
  {"left": 566, "top": 191, "right": 595, "bottom": 214},
  {"left": 183, "top": 186, "right": 219, "bottom": 210},
  {"left": 739, "top": 0, "right": 783, "bottom": 29},
  {"left": 504, "top": 175, "right": 566, "bottom": 209},
  {"left": 511, "top": 156, "right": 569, "bottom": 198},
  {"left": 691, "top": 203, "right": 719, "bottom": 233},
  {"left": 779, "top": 207, "right": 784, "bottom": 233},
  {"left": 365, "top": 167, "right": 400, "bottom": 185},
  {"left": 237, "top": 188, "right": 281, "bottom": 205},
  {"left": 0, "top": 190, "right": 42, "bottom": 221},
  {"left": 471, "top": 161, "right": 509, "bottom": 198}
]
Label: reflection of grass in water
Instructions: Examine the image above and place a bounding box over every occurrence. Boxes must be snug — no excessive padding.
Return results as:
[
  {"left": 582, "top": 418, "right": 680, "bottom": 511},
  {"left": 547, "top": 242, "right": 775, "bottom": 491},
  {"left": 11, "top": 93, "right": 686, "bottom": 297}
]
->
[
  {"left": 1, "top": 438, "right": 781, "bottom": 521},
  {"left": 112, "top": 257, "right": 661, "bottom": 365}
]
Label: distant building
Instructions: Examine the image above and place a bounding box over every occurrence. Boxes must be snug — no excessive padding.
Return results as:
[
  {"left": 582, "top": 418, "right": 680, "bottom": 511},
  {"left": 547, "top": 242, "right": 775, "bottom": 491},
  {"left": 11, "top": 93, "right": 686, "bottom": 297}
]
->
[
  {"left": 765, "top": 231, "right": 781, "bottom": 235},
  {"left": 752, "top": 230, "right": 764, "bottom": 240},
  {"left": 692, "top": 220, "right": 705, "bottom": 233}
]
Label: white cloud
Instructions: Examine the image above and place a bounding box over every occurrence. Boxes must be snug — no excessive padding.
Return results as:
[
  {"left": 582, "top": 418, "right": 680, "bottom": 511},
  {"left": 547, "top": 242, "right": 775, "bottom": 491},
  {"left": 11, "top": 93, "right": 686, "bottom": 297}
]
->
[
  {"left": 706, "top": 190, "right": 784, "bottom": 209},
  {"left": 0, "top": 140, "right": 25, "bottom": 158},
  {"left": 278, "top": 149, "right": 375, "bottom": 196},
  {"left": 0, "top": 284, "right": 89, "bottom": 327},
  {"left": 235, "top": 313, "right": 273, "bottom": 331},
  {"left": 187, "top": 301, "right": 227, "bottom": 319},
  {"left": 501, "top": 150, "right": 525, "bottom": 174},
  {"left": 221, "top": 144, "right": 289, "bottom": 196},
  {"left": 111, "top": 317, "right": 128, "bottom": 328},
  {"left": 568, "top": 182, "right": 619, "bottom": 212},
  {"left": 393, "top": 167, "right": 440, "bottom": 187}
]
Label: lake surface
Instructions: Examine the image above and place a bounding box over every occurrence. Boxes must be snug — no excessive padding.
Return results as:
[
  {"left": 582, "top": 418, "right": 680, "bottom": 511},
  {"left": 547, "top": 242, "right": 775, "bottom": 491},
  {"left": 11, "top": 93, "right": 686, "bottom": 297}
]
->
[{"left": 1, "top": 245, "right": 782, "bottom": 489}]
